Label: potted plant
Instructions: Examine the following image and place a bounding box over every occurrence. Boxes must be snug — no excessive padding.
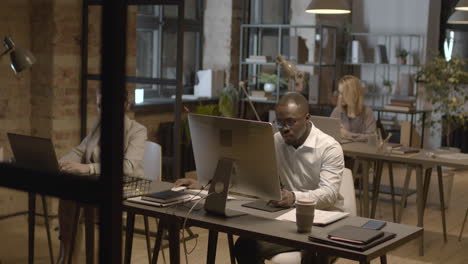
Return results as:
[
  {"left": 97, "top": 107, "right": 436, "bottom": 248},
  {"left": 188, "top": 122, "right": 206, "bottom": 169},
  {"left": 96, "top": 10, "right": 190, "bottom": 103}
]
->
[
  {"left": 257, "top": 72, "right": 288, "bottom": 93},
  {"left": 417, "top": 55, "right": 468, "bottom": 147},
  {"left": 382, "top": 79, "right": 393, "bottom": 94},
  {"left": 397, "top": 49, "right": 409, "bottom": 65}
]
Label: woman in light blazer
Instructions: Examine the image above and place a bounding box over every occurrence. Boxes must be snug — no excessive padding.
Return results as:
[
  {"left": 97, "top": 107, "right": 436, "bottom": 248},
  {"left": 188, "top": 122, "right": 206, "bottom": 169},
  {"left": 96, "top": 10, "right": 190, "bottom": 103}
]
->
[{"left": 57, "top": 89, "right": 147, "bottom": 263}]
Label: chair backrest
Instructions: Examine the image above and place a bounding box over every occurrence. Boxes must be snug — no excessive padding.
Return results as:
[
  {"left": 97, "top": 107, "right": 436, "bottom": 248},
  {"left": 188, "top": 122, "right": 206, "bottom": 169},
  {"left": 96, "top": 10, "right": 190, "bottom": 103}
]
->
[
  {"left": 339, "top": 168, "right": 357, "bottom": 216},
  {"left": 143, "top": 141, "right": 162, "bottom": 181}
]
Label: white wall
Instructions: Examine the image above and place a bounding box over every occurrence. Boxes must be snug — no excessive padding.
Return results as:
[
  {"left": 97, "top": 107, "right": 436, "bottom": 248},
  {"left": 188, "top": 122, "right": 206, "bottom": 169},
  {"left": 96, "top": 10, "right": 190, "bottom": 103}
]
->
[
  {"left": 290, "top": 0, "right": 317, "bottom": 63},
  {"left": 202, "top": 0, "right": 232, "bottom": 73}
]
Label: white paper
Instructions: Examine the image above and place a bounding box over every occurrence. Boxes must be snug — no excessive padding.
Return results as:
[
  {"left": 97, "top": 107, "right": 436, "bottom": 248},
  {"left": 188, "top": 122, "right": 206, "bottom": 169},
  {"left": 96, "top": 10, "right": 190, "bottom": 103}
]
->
[
  {"left": 438, "top": 153, "right": 468, "bottom": 160},
  {"left": 276, "top": 209, "right": 349, "bottom": 225}
]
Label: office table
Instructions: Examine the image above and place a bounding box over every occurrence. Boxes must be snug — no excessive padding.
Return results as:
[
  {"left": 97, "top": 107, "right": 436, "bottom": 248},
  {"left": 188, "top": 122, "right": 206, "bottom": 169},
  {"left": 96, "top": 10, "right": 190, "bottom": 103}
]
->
[
  {"left": 341, "top": 142, "right": 468, "bottom": 255},
  {"left": 123, "top": 183, "right": 422, "bottom": 264}
]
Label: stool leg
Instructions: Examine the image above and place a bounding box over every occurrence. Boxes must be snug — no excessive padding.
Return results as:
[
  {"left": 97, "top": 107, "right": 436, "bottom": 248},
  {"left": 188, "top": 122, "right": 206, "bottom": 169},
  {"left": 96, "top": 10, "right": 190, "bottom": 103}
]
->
[
  {"left": 144, "top": 216, "right": 152, "bottom": 263},
  {"left": 41, "top": 195, "right": 55, "bottom": 264},
  {"left": 388, "top": 163, "right": 396, "bottom": 222},
  {"left": 28, "top": 192, "right": 36, "bottom": 264},
  {"left": 458, "top": 207, "right": 468, "bottom": 241}
]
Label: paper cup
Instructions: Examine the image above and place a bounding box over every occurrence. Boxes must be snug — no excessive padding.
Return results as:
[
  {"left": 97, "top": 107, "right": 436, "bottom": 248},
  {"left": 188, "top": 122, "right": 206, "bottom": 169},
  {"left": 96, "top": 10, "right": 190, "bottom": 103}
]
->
[{"left": 295, "top": 199, "right": 316, "bottom": 233}]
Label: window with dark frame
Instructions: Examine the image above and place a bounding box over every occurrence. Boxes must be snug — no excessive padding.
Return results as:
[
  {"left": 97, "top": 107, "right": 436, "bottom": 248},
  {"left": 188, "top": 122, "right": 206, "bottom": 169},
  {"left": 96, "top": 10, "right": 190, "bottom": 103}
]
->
[{"left": 135, "top": 0, "right": 203, "bottom": 102}]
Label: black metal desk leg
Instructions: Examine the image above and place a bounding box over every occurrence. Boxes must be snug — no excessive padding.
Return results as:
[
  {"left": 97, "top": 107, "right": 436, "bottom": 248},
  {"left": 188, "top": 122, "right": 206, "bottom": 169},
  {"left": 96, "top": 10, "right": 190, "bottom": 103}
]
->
[
  {"left": 227, "top": 234, "right": 236, "bottom": 264},
  {"left": 409, "top": 113, "right": 414, "bottom": 146},
  {"left": 207, "top": 230, "right": 219, "bottom": 264},
  {"left": 437, "top": 165, "right": 447, "bottom": 243},
  {"left": 420, "top": 112, "right": 426, "bottom": 148},
  {"left": 362, "top": 161, "right": 370, "bottom": 217},
  {"left": 28, "top": 192, "right": 36, "bottom": 264},
  {"left": 416, "top": 166, "right": 424, "bottom": 256},
  {"left": 168, "top": 219, "right": 181, "bottom": 264},
  {"left": 371, "top": 160, "right": 384, "bottom": 219},
  {"left": 380, "top": 255, "right": 388, "bottom": 264},
  {"left": 124, "top": 211, "right": 135, "bottom": 264},
  {"left": 40, "top": 195, "right": 54, "bottom": 264},
  {"left": 388, "top": 163, "right": 396, "bottom": 222},
  {"left": 152, "top": 220, "right": 165, "bottom": 264},
  {"left": 84, "top": 207, "right": 95, "bottom": 264},
  {"left": 398, "top": 167, "right": 413, "bottom": 223},
  {"left": 144, "top": 216, "right": 152, "bottom": 263}
]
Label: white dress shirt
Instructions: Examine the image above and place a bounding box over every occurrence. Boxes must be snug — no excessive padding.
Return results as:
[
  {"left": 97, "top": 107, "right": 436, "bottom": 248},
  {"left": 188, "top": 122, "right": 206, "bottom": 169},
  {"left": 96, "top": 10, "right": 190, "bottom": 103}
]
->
[{"left": 274, "top": 122, "right": 344, "bottom": 210}]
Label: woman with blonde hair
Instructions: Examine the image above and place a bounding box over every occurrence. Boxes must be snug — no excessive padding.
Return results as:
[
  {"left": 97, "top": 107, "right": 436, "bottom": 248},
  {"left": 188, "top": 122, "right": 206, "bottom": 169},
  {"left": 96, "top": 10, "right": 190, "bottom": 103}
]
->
[{"left": 330, "top": 75, "right": 376, "bottom": 142}]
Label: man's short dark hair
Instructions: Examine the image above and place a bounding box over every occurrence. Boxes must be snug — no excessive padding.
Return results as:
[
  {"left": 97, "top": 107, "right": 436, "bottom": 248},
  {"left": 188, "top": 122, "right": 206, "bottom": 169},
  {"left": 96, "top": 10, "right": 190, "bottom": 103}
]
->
[{"left": 276, "top": 92, "right": 309, "bottom": 115}]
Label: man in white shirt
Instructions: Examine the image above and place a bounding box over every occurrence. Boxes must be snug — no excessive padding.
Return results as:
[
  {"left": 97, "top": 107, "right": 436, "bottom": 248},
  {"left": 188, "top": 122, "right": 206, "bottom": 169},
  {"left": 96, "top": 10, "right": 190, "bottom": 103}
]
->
[
  {"left": 175, "top": 92, "right": 344, "bottom": 263},
  {"left": 234, "top": 92, "right": 344, "bottom": 263}
]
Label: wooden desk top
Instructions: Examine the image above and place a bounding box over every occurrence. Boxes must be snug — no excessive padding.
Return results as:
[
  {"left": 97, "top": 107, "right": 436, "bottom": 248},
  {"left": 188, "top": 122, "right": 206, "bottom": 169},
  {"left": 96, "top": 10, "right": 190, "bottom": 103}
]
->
[
  {"left": 341, "top": 142, "right": 468, "bottom": 169},
  {"left": 123, "top": 182, "right": 423, "bottom": 262}
]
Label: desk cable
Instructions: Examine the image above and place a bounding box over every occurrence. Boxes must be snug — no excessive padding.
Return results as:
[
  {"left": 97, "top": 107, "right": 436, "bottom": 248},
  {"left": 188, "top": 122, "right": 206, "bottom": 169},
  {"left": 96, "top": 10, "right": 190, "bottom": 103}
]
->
[{"left": 179, "top": 181, "right": 212, "bottom": 264}]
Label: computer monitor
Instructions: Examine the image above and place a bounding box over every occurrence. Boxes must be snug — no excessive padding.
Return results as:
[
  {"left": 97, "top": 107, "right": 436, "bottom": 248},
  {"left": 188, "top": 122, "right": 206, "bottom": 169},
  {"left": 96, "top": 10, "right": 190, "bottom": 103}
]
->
[{"left": 188, "top": 114, "right": 282, "bottom": 216}]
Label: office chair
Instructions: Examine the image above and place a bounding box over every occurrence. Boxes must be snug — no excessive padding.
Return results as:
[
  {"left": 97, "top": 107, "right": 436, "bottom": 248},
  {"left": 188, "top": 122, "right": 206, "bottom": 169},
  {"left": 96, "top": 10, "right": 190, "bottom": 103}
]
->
[{"left": 269, "top": 168, "right": 357, "bottom": 264}]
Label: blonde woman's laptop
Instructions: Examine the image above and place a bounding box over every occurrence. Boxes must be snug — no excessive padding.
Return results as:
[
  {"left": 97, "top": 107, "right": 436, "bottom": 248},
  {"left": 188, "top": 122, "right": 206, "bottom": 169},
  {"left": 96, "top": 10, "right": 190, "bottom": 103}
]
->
[
  {"left": 7, "top": 133, "right": 60, "bottom": 172},
  {"left": 309, "top": 116, "right": 353, "bottom": 144}
]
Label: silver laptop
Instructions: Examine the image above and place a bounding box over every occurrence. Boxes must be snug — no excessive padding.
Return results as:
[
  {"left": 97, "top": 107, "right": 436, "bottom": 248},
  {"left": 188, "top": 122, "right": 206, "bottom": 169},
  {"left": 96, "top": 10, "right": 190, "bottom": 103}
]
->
[
  {"left": 7, "top": 133, "right": 60, "bottom": 172},
  {"left": 309, "top": 115, "right": 353, "bottom": 144}
]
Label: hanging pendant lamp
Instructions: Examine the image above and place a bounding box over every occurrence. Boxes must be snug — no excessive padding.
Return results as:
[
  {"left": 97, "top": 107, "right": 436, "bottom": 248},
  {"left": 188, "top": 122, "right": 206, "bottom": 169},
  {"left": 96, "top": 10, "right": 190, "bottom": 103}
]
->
[
  {"left": 305, "top": 0, "right": 351, "bottom": 14},
  {"left": 455, "top": 0, "right": 468, "bottom": 11},
  {"left": 448, "top": 10, "right": 468, "bottom": 24}
]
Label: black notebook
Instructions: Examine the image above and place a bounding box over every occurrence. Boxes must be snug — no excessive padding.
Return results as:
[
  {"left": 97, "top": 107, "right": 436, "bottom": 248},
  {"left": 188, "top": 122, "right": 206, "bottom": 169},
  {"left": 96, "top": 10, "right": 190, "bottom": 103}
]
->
[
  {"left": 309, "top": 231, "right": 396, "bottom": 251},
  {"left": 141, "top": 190, "right": 190, "bottom": 203},
  {"left": 327, "top": 225, "right": 384, "bottom": 245}
]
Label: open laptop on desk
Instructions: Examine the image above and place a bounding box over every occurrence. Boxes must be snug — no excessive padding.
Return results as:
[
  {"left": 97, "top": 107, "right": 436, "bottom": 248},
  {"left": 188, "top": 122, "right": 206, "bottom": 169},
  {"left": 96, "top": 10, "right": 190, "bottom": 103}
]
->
[
  {"left": 309, "top": 115, "right": 353, "bottom": 144},
  {"left": 7, "top": 133, "right": 60, "bottom": 173}
]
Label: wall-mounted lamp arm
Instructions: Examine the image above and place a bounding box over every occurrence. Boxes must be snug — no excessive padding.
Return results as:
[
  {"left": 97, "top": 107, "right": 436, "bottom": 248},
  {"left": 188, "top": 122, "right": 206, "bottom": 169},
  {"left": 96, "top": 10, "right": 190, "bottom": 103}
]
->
[{"left": 0, "top": 36, "right": 15, "bottom": 57}]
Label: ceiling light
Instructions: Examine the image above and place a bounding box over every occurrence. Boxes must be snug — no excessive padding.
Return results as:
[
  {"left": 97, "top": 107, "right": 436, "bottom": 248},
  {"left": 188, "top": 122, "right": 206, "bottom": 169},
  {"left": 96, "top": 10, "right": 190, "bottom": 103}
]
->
[
  {"left": 305, "top": 0, "right": 351, "bottom": 14},
  {"left": 455, "top": 0, "right": 468, "bottom": 11}
]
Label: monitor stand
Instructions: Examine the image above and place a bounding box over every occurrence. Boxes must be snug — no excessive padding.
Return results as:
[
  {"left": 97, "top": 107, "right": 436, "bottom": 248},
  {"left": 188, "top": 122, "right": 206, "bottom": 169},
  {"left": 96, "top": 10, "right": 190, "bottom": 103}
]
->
[{"left": 204, "top": 158, "right": 247, "bottom": 217}]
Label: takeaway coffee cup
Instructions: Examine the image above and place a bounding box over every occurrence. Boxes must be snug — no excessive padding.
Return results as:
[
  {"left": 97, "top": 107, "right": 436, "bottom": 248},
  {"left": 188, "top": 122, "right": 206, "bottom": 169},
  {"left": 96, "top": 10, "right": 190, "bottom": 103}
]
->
[{"left": 295, "top": 199, "right": 316, "bottom": 233}]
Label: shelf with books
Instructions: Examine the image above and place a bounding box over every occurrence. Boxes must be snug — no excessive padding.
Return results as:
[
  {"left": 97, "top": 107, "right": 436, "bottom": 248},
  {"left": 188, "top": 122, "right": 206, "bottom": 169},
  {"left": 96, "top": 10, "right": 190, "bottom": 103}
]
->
[{"left": 239, "top": 24, "right": 338, "bottom": 117}]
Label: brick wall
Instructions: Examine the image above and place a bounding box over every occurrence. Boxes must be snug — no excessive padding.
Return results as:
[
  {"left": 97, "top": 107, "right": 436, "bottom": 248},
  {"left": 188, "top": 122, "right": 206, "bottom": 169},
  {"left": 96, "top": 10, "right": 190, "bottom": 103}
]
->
[{"left": 0, "top": 0, "right": 32, "bottom": 216}]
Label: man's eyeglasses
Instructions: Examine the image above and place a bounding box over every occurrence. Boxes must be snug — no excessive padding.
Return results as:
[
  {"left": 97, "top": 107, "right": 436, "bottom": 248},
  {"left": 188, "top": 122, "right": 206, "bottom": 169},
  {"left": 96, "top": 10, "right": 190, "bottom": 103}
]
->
[{"left": 273, "top": 119, "right": 297, "bottom": 129}]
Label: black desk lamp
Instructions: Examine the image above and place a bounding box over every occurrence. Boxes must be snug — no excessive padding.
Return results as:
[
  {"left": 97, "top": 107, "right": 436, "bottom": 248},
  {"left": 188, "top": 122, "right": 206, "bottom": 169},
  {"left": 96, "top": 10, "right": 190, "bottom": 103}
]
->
[{"left": 0, "top": 36, "right": 36, "bottom": 73}]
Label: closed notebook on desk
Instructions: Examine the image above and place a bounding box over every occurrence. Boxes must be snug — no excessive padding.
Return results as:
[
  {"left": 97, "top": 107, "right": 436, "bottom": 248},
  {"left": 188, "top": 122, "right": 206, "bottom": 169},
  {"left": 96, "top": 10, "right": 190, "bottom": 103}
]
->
[
  {"left": 328, "top": 225, "right": 384, "bottom": 245},
  {"left": 309, "top": 231, "right": 396, "bottom": 251},
  {"left": 141, "top": 190, "right": 190, "bottom": 203}
]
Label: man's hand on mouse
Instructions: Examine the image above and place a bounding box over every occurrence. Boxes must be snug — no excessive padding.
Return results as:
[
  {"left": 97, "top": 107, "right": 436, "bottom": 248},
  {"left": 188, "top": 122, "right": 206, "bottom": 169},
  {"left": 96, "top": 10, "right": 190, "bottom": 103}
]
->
[
  {"left": 269, "top": 189, "right": 295, "bottom": 208},
  {"left": 174, "top": 178, "right": 203, "bottom": 190}
]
